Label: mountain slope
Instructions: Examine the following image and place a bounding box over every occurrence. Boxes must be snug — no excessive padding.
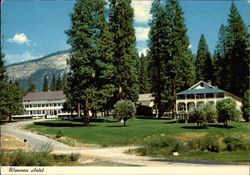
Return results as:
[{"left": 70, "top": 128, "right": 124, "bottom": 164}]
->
[{"left": 6, "top": 51, "right": 69, "bottom": 91}]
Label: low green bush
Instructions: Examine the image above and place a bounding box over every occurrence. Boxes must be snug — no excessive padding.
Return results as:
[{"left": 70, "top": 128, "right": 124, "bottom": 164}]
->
[
  {"left": 224, "top": 136, "right": 250, "bottom": 152},
  {"left": 53, "top": 152, "right": 80, "bottom": 162},
  {"left": 56, "top": 130, "right": 63, "bottom": 138},
  {"left": 188, "top": 134, "right": 226, "bottom": 152},
  {"left": 140, "top": 136, "right": 185, "bottom": 156},
  {"left": 0, "top": 144, "right": 80, "bottom": 166}
]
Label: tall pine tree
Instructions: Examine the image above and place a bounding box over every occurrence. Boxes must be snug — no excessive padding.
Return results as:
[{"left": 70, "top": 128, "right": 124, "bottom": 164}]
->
[
  {"left": 109, "top": 0, "right": 139, "bottom": 102},
  {"left": 214, "top": 3, "right": 249, "bottom": 97},
  {"left": 50, "top": 74, "right": 56, "bottom": 91},
  {"left": 148, "top": 0, "right": 195, "bottom": 118},
  {"left": 27, "top": 76, "right": 36, "bottom": 93},
  {"left": 42, "top": 75, "right": 49, "bottom": 92},
  {"left": 0, "top": 49, "right": 24, "bottom": 121},
  {"left": 195, "top": 34, "right": 214, "bottom": 82},
  {"left": 139, "top": 53, "right": 150, "bottom": 94},
  {"left": 65, "top": 0, "right": 115, "bottom": 126},
  {"left": 225, "top": 3, "right": 249, "bottom": 97}
]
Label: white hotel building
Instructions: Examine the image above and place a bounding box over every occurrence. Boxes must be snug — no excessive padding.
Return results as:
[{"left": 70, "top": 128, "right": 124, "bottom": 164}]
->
[
  {"left": 19, "top": 91, "right": 70, "bottom": 119},
  {"left": 175, "top": 81, "right": 242, "bottom": 115}
]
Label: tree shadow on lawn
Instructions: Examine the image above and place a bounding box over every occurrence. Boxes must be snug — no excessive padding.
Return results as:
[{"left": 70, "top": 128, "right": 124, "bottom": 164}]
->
[
  {"left": 206, "top": 124, "right": 235, "bottom": 129},
  {"left": 34, "top": 122, "right": 97, "bottom": 127},
  {"left": 181, "top": 126, "right": 209, "bottom": 129},
  {"left": 106, "top": 125, "right": 129, "bottom": 127},
  {"left": 181, "top": 124, "right": 235, "bottom": 130}
]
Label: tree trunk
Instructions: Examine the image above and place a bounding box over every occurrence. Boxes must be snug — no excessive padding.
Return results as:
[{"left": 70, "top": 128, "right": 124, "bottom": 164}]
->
[
  {"left": 124, "top": 119, "right": 126, "bottom": 126},
  {"left": 8, "top": 115, "right": 12, "bottom": 122}
]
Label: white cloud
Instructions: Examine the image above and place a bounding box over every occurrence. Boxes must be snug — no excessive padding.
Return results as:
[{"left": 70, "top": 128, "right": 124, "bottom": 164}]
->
[
  {"left": 139, "top": 48, "right": 149, "bottom": 57},
  {"left": 7, "top": 33, "right": 31, "bottom": 45},
  {"left": 188, "top": 44, "right": 192, "bottom": 49},
  {"left": 5, "top": 51, "right": 43, "bottom": 65},
  {"left": 132, "top": 1, "right": 152, "bottom": 23},
  {"left": 135, "top": 27, "right": 150, "bottom": 41}
]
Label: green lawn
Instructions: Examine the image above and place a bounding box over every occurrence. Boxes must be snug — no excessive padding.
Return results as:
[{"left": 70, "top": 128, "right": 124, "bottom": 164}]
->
[{"left": 24, "top": 118, "right": 249, "bottom": 146}]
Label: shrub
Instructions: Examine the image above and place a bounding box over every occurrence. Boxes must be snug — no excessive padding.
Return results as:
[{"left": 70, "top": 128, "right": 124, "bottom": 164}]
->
[
  {"left": 113, "top": 100, "right": 136, "bottom": 126},
  {"left": 241, "top": 90, "right": 250, "bottom": 122},
  {"left": 223, "top": 136, "right": 250, "bottom": 151},
  {"left": 188, "top": 134, "right": 226, "bottom": 152},
  {"left": 216, "top": 98, "right": 242, "bottom": 126},
  {"left": 56, "top": 130, "right": 63, "bottom": 138},
  {"left": 140, "top": 136, "right": 185, "bottom": 156},
  {"left": 188, "top": 104, "right": 217, "bottom": 127}
]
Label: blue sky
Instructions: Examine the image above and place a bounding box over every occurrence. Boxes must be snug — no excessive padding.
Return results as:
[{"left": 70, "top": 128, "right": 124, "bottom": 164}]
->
[{"left": 2, "top": 0, "right": 249, "bottom": 65}]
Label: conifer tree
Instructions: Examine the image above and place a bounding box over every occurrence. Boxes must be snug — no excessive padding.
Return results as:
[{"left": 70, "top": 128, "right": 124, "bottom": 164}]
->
[
  {"left": 195, "top": 34, "right": 214, "bottom": 82},
  {"left": 55, "top": 75, "right": 62, "bottom": 91},
  {"left": 50, "top": 74, "right": 56, "bottom": 91},
  {"left": 0, "top": 50, "right": 6, "bottom": 81},
  {"left": 214, "top": 3, "right": 249, "bottom": 97},
  {"left": 224, "top": 3, "right": 249, "bottom": 97},
  {"left": 214, "top": 24, "right": 228, "bottom": 89},
  {"left": 109, "top": 0, "right": 139, "bottom": 102},
  {"left": 27, "top": 77, "right": 36, "bottom": 93},
  {"left": 42, "top": 75, "right": 49, "bottom": 92},
  {"left": 0, "top": 50, "right": 24, "bottom": 121},
  {"left": 139, "top": 53, "right": 150, "bottom": 94},
  {"left": 148, "top": 0, "right": 195, "bottom": 118},
  {"left": 66, "top": 0, "right": 115, "bottom": 126}
]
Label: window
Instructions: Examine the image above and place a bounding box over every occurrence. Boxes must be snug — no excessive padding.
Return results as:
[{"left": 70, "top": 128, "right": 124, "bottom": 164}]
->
[
  {"left": 206, "top": 93, "right": 214, "bottom": 98},
  {"left": 187, "top": 94, "right": 195, "bottom": 99},
  {"left": 196, "top": 94, "right": 204, "bottom": 99},
  {"left": 177, "top": 95, "right": 185, "bottom": 100},
  {"left": 216, "top": 93, "right": 224, "bottom": 98}
]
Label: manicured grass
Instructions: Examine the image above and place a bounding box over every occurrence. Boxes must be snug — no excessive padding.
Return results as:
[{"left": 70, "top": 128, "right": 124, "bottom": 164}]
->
[{"left": 24, "top": 118, "right": 249, "bottom": 146}]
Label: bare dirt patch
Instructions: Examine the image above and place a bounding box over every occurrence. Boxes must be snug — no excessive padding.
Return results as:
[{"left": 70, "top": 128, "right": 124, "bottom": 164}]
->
[{"left": 0, "top": 134, "right": 30, "bottom": 151}]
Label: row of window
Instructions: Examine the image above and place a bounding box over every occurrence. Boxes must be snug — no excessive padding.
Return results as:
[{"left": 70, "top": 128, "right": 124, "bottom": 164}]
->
[
  {"left": 24, "top": 103, "right": 64, "bottom": 108},
  {"left": 25, "top": 109, "right": 66, "bottom": 115},
  {"left": 177, "top": 93, "right": 224, "bottom": 100}
]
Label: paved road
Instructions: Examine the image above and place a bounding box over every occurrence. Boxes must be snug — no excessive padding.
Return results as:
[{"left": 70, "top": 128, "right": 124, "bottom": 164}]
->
[
  {"left": 0, "top": 120, "right": 72, "bottom": 151},
  {"left": 1, "top": 120, "right": 249, "bottom": 175}
]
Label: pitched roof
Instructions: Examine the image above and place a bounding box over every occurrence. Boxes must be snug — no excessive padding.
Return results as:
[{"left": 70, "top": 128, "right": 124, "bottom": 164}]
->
[
  {"left": 138, "top": 94, "right": 154, "bottom": 102},
  {"left": 23, "top": 91, "right": 66, "bottom": 101},
  {"left": 176, "top": 81, "right": 225, "bottom": 95},
  {"left": 176, "top": 88, "right": 225, "bottom": 95}
]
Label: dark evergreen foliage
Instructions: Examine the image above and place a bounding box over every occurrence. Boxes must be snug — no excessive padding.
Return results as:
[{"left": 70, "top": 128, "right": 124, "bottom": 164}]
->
[
  {"left": 50, "top": 75, "right": 56, "bottom": 91},
  {"left": 27, "top": 76, "right": 36, "bottom": 93},
  {"left": 214, "top": 3, "right": 249, "bottom": 97},
  {"left": 139, "top": 53, "right": 150, "bottom": 94},
  {"left": 148, "top": 0, "right": 195, "bottom": 118},
  {"left": 241, "top": 90, "right": 250, "bottom": 122},
  {"left": 109, "top": 0, "right": 139, "bottom": 102},
  {"left": 42, "top": 75, "right": 49, "bottom": 92},
  {"left": 195, "top": 34, "right": 214, "bottom": 82},
  {"left": 65, "top": 0, "right": 115, "bottom": 126}
]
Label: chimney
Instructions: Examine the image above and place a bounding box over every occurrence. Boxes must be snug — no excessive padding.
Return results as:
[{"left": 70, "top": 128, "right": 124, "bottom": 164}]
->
[{"left": 207, "top": 80, "right": 212, "bottom": 85}]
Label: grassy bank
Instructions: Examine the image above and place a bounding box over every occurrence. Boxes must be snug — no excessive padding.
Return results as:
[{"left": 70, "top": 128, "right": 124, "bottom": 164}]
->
[
  {"left": 23, "top": 119, "right": 249, "bottom": 163},
  {"left": 24, "top": 119, "right": 249, "bottom": 146}
]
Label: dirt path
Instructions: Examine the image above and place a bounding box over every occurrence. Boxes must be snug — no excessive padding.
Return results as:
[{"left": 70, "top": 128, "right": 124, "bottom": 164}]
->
[{"left": 1, "top": 120, "right": 249, "bottom": 174}]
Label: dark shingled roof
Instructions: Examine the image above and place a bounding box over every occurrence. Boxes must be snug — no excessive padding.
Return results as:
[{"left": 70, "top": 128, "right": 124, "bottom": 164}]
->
[
  {"left": 176, "top": 88, "right": 225, "bottom": 95},
  {"left": 23, "top": 91, "right": 66, "bottom": 101}
]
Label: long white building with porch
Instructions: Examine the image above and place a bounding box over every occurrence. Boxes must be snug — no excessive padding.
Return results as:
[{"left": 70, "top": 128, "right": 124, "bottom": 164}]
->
[
  {"left": 15, "top": 91, "right": 71, "bottom": 119},
  {"left": 175, "top": 81, "right": 242, "bottom": 115}
]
